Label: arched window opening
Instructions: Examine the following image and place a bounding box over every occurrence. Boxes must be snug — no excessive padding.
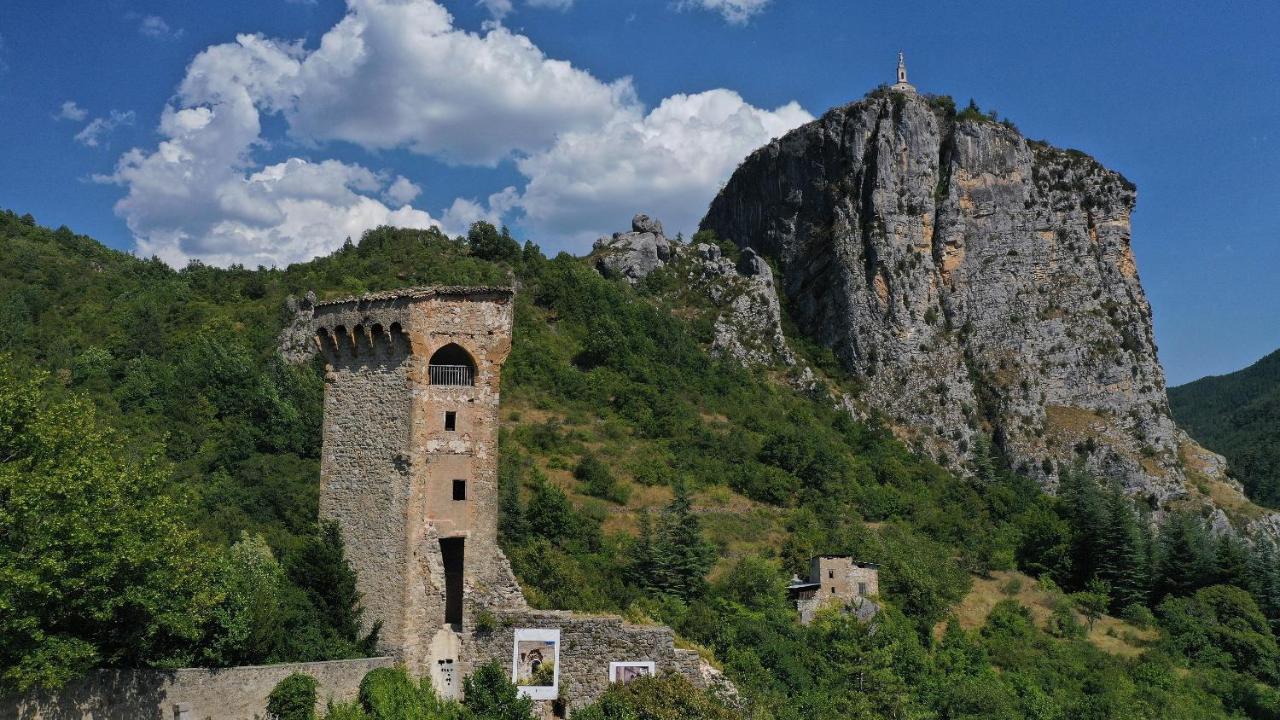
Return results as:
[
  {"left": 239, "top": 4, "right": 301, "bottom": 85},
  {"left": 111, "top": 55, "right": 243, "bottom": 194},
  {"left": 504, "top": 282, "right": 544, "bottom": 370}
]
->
[{"left": 429, "top": 343, "right": 476, "bottom": 386}]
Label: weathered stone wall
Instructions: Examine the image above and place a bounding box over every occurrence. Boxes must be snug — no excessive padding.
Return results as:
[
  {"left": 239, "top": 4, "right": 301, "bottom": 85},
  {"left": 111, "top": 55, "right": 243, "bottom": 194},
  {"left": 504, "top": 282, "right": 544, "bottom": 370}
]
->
[
  {"left": 0, "top": 657, "right": 393, "bottom": 720},
  {"left": 462, "top": 610, "right": 706, "bottom": 714}
]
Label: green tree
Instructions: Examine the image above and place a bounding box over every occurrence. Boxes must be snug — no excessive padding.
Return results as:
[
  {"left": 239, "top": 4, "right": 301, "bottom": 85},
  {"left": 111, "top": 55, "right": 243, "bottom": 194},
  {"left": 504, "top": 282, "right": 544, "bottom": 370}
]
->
[
  {"left": 462, "top": 661, "right": 534, "bottom": 720},
  {"left": 285, "top": 521, "right": 373, "bottom": 650},
  {"left": 467, "top": 222, "right": 521, "bottom": 264},
  {"left": 1095, "top": 484, "right": 1150, "bottom": 610},
  {"left": 649, "top": 482, "right": 716, "bottom": 599},
  {"left": 0, "top": 362, "right": 217, "bottom": 691},
  {"left": 1072, "top": 579, "right": 1111, "bottom": 631}
]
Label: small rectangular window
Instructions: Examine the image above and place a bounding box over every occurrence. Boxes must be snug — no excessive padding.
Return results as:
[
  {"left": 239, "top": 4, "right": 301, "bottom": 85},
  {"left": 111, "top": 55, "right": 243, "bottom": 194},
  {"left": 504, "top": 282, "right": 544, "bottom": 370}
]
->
[
  {"left": 828, "top": 570, "right": 834, "bottom": 579},
  {"left": 831, "top": 587, "right": 836, "bottom": 594},
  {"left": 452, "top": 479, "right": 466, "bottom": 501},
  {"left": 444, "top": 411, "right": 457, "bottom": 431},
  {"left": 858, "top": 582, "right": 868, "bottom": 596}
]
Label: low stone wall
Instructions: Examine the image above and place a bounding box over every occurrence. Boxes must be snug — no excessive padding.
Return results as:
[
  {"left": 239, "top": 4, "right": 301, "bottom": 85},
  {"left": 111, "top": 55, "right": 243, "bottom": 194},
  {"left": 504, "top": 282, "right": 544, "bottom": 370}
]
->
[
  {"left": 464, "top": 610, "right": 705, "bottom": 714},
  {"left": 1, "top": 657, "right": 394, "bottom": 720}
]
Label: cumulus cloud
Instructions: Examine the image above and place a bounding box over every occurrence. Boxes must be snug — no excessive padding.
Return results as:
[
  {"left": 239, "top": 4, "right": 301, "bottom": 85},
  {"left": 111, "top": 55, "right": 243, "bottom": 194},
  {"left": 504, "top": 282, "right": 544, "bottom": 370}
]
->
[
  {"left": 515, "top": 89, "right": 809, "bottom": 244},
  {"left": 106, "top": 0, "right": 808, "bottom": 266},
  {"left": 138, "top": 15, "right": 184, "bottom": 40},
  {"left": 383, "top": 176, "right": 423, "bottom": 205},
  {"left": 56, "top": 101, "right": 88, "bottom": 122},
  {"left": 283, "top": 0, "right": 635, "bottom": 165},
  {"left": 74, "top": 110, "right": 135, "bottom": 147},
  {"left": 99, "top": 32, "right": 435, "bottom": 267},
  {"left": 440, "top": 186, "right": 520, "bottom": 236},
  {"left": 678, "top": 0, "right": 771, "bottom": 24}
]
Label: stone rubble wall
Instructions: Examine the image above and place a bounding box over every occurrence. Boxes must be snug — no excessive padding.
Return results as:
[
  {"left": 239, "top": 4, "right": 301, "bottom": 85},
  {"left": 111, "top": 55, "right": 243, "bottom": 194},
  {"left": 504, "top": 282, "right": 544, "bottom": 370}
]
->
[
  {"left": 0, "top": 657, "right": 394, "bottom": 720},
  {"left": 462, "top": 610, "right": 708, "bottom": 714}
]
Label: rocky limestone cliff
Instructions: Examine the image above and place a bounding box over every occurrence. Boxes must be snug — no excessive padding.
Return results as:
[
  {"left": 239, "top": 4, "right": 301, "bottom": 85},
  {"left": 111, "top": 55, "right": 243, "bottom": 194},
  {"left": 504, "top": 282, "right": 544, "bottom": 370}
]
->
[{"left": 699, "top": 89, "right": 1233, "bottom": 515}]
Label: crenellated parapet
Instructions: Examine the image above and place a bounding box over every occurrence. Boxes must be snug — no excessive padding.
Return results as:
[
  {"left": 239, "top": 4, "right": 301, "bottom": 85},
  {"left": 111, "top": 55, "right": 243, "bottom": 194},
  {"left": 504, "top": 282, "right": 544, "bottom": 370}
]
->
[{"left": 310, "top": 286, "right": 514, "bottom": 366}]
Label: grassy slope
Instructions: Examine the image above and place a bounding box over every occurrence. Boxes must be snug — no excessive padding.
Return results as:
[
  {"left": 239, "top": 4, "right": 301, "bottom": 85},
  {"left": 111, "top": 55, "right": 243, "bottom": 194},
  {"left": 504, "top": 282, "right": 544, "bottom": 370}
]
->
[{"left": 1170, "top": 349, "right": 1280, "bottom": 507}]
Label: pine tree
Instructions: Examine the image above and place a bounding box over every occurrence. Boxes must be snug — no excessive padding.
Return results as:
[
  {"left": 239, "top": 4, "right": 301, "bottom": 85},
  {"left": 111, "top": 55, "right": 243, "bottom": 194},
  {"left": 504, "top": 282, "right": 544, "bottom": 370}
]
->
[
  {"left": 498, "top": 456, "right": 528, "bottom": 544},
  {"left": 285, "top": 521, "right": 365, "bottom": 644},
  {"left": 1095, "top": 484, "right": 1150, "bottom": 610},
  {"left": 1213, "top": 533, "right": 1250, "bottom": 588},
  {"left": 642, "top": 481, "right": 716, "bottom": 600},
  {"left": 1057, "top": 466, "right": 1106, "bottom": 589},
  {"left": 628, "top": 510, "right": 658, "bottom": 592},
  {"left": 1154, "top": 512, "right": 1213, "bottom": 600}
]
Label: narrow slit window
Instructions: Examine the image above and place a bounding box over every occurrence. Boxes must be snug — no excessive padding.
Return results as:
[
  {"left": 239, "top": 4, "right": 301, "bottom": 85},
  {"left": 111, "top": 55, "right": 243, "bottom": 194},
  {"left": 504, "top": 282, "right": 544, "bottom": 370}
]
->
[
  {"left": 828, "top": 570, "right": 834, "bottom": 579},
  {"left": 445, "top": 411, "right": 457, "bottom": 431},
  {"left": 453, "top": 479, "right": 467, "bottom": 501}
]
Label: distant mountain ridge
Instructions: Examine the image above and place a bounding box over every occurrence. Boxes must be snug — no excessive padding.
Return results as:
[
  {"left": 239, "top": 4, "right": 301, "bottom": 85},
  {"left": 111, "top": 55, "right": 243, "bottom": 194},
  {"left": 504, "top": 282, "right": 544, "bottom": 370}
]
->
[{"left": 1171, "top": 349, "right": 1280, "bottom": 506}]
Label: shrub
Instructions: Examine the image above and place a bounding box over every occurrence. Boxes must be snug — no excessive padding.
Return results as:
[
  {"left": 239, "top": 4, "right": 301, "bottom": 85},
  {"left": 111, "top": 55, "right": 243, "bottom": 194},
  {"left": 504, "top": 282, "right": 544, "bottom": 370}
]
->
[
  {"left": 268, "top": 673, "right": 318, "bottom": 720},
  {"left": 572, "top": 673, "right": 737, "bottom": 720},
  {"left": 575, "top": 454, "right": 629, "bottom": 504},
  {"left": 357, "top": 666, "right": 462, "bottom": 720},
  {"left": 1120, "top": 603, "right": 1156, "bottom": 629},
  {"left": 463, "top": 661, "right": 534, "bottom": 720},
  {"left": 474, "top": 609, "right": 497, "bottom": 633}
]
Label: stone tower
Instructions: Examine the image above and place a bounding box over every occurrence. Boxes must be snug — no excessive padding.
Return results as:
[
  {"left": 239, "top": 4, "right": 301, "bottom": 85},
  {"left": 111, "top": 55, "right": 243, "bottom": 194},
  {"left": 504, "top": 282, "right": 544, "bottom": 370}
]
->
[
  {"left": 891, "top": 51, "right": 916, "bottom": 93},
  {"left": 312, "top": 286, "right": 525, "bottom": 692}
]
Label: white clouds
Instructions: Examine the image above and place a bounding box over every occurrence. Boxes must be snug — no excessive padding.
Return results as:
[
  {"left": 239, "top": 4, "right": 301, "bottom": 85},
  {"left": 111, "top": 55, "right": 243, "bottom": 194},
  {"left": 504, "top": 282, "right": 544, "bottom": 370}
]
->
[
  {"left": 138, "top": 15, "right": 184, "bottom": 40},
  {"left": 107, "top": 0, "right": 808, "bottom": 267},
  {"left": 100, "top": 29, "right": 436, "bottom": 267},
  {"left": 74, "top": 110, "right": 135, "bottom": 147},
  {"left": 440, "top": 186, "right": 519, "bottom": 236},
  {"left": 516, "top": 89, "right": 810, "bottom": 243},
  {"left": 284, "top": 0, "right": 635, "bottom": 165},
  {"left": 56, "top": 101, "right": 88, "bottom": 122},
  {"left": 384, "top": 176, "right": 423, "bottom": 205},
  {"left": 679, "top": 0, "right": 771, "bottom": 25}
]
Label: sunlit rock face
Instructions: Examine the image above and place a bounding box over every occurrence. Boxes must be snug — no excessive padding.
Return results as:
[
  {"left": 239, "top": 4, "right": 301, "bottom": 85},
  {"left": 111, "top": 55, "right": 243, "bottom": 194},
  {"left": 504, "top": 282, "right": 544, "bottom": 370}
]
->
[{"left": 702, "top": 89, "right": 1222, "bottom": 511}]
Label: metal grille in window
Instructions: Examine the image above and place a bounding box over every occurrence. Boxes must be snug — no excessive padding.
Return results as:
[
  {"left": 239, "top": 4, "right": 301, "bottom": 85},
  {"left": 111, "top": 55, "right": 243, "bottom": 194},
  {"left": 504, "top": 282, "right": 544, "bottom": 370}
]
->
[{"left": 429, "top": 364, "right": 474, "bottom": 386}]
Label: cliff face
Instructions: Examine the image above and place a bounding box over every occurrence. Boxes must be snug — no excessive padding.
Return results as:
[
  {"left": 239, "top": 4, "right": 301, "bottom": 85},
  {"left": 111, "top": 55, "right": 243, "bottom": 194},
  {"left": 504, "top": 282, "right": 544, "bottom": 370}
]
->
[{"left": 701, "top": 90, "right": 1210, "bottom": 506}]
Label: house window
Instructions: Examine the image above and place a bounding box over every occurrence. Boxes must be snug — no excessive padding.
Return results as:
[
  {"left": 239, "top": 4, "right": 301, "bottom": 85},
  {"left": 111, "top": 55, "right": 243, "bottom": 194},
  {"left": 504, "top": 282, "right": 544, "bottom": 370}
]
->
[
  {"left": 858, "top": 582, "right": 868, "bottom": 596},
  {"left": 445, "top": 411, "right": 457, "bottom": 431},
  {"left": 828, "top": 570, "right": 834, "bottom": 579},
  {"left": 831, "top": 587, "right": 836, "bottom": 594},
  {"left": 453, "top": 479, "right": 467, "bottom": 501}
]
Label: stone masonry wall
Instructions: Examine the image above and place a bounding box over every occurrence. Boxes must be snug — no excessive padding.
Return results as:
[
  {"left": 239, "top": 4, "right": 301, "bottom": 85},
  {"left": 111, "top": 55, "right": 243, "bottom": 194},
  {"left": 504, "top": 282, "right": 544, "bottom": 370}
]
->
[
  {"left": 0, "top": 657, "right": 394, "bottom": 720},
  {"left": 463, "top": 611, "right": 706, "bottom": 715}
]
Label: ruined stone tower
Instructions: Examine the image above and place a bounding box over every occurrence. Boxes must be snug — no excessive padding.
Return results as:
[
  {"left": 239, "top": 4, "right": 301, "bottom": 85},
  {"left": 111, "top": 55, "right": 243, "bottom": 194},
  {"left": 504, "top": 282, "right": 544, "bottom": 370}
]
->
[{"left": 312, "top": 286, "right": 525, "bottom": 693}]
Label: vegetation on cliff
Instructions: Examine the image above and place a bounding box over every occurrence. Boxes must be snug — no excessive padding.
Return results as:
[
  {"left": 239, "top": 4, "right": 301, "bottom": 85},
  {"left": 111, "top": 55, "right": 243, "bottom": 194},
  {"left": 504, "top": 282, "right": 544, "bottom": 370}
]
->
[{"left": 3, "top": 208, "right": 1280, "bottom": 717}]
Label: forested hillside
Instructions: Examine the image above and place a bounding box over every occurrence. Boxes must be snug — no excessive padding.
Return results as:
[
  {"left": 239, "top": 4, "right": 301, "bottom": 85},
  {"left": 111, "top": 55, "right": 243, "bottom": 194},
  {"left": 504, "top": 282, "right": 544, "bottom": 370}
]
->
[
  {"left": 1171, "top": 350, "right": 1280, "bottom": 507},
  {"left": 5, "top": 207, "right": 1280, "bottom": 718}
]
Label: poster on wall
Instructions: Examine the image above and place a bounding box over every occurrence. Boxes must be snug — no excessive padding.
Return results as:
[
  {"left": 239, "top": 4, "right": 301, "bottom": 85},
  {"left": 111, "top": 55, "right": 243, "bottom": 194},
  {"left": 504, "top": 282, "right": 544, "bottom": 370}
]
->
[
  {"left": 609, "top": 661, "right": 655, "bottom": 684},
  {"left": 512, "top": 628, "right": 561, "bottom": 700}
]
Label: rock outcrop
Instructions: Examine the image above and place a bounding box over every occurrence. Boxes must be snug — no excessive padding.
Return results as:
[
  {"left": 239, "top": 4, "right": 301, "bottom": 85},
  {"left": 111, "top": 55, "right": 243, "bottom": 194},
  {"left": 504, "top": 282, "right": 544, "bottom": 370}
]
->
[
  {"left": 700, "top": 89, "right": 1228, "bottom": 511},
  {"left": 593, "top": 214, "right": 673, "bottom": 283},
  {"left": 591, "top": 214, "right": 795, "bottom": 368}
]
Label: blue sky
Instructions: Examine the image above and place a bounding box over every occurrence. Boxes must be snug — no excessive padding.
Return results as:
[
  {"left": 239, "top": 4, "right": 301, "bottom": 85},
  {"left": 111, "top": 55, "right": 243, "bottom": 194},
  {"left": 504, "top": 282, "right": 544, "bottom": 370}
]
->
[{"left": 0, "top": 0, "right": 1276, "bottom": 385}]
